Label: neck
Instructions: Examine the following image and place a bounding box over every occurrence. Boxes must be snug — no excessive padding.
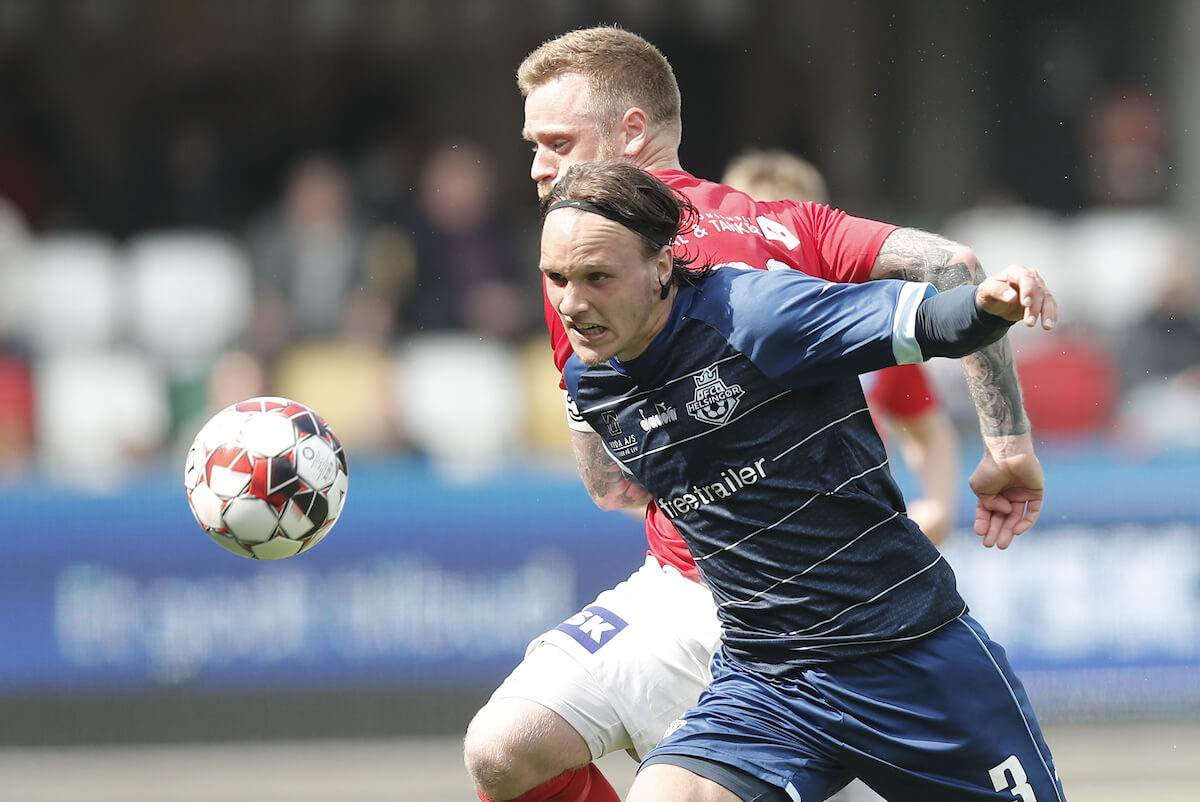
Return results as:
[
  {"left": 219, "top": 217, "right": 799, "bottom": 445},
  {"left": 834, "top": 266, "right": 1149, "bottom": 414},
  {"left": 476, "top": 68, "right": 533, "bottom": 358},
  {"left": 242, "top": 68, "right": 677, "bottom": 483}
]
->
[{"left": 632, "top": 137, "right": 683, "bottom": 173}]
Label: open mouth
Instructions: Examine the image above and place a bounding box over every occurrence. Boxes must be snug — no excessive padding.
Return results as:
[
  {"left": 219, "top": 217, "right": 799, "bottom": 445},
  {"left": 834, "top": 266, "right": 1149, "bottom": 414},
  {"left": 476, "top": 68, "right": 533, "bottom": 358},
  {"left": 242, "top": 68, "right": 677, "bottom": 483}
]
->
[{"left": 571, "top": 323, "right": 608, "bottom": 342}]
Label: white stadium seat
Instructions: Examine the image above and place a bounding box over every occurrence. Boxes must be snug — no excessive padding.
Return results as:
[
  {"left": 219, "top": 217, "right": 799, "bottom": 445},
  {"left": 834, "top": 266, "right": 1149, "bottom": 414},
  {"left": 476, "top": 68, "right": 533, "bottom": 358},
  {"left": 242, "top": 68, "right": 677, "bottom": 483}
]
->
[
  {"left": 34, "top": 349, "right": 170, "bottom": 486},
  {"left": 392, "top": 333, "right": 524, "bottom": 478},
  {"left": 21, "top": 232, "right": 123, "bottom": 355},
  {"left": 124, "top": 230, "right": 254, "bottom": 372}
]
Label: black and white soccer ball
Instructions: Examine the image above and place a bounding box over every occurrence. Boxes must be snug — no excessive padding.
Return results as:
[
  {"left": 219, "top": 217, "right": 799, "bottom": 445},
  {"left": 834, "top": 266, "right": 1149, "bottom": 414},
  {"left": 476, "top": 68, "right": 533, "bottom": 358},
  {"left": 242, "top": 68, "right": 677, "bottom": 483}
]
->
[{"left": 184, "top": 396, "right": 349, "bottom": 560}]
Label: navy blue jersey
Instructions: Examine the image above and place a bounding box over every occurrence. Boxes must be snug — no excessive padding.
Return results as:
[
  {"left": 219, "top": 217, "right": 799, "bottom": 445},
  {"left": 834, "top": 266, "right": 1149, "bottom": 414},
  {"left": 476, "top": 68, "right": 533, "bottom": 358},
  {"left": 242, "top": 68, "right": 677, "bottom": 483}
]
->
[{"left": 564, "top": 266, "right": 967, "bottom": 677}]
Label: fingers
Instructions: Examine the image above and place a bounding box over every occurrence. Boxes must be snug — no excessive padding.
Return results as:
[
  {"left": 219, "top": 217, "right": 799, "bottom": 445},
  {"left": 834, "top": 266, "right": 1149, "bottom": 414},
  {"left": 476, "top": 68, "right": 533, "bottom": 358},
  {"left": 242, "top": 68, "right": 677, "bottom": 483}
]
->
[
  {"left": 978, "top": 265, "right": 1058, "bottom": 329},
  {"left": 1013, "top": 267, "right": 1057, "bottom": 329},
  {"left": 974, "top": 494, "right": 1041, "bottom": 548}
]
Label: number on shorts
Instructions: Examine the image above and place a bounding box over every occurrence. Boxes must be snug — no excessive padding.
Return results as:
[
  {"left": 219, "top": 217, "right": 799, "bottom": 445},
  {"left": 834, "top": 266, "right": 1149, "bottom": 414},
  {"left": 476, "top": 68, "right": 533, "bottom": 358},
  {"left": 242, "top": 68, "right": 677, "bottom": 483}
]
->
[{"left": 989, "top": 754, "right": 1037, "bottom": 801}]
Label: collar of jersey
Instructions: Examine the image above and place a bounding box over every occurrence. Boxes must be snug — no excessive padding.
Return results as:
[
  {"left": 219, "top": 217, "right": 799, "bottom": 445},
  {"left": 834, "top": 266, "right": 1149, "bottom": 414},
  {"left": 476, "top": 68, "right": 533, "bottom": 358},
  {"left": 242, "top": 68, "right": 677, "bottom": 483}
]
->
[{"left": 609, "top": 283, "right": 696, "bottom": 379}]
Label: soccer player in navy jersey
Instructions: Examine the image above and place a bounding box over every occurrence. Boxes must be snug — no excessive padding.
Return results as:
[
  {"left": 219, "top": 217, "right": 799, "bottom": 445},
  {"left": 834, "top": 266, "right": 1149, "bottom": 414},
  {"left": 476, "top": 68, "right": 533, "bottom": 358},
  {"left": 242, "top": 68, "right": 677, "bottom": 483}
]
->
[
  {"left": 546, "top": 159, "right": 1065, "bottom": 802},
  {"left": 464, "top": 26, "right": 1048, "bottom": 802}
]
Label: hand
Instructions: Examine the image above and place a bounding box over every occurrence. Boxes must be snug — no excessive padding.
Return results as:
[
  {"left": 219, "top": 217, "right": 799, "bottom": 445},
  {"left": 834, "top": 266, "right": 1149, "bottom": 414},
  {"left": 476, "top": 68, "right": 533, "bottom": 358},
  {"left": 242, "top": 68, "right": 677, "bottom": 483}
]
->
[
  {"left": 976, "top": 264, "right": 1058, "bottom": 329},
  {"left": 968, "top": 433, "right": 1044, "bottom": 548}
]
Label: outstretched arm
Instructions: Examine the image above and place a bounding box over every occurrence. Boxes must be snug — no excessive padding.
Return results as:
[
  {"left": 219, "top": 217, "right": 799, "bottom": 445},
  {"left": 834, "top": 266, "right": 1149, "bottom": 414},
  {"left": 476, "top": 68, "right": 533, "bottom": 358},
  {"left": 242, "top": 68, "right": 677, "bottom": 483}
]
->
[{"left": 876, "top": 229, "right": 1057, "bottom": 548}]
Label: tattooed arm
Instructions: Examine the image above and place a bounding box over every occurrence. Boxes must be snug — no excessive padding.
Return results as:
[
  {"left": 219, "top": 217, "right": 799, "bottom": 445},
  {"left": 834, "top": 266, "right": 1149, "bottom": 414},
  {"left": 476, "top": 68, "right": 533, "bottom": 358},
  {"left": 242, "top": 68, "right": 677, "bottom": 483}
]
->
[
  {"left": 570, "top": 428, "right": 653, "bottom": 511},
  {"left": 870, "top": 228, "right": 1055, "bottom": 548},
  {"left": 870, "top": 228, "right": 1029, "bottom": 437}
]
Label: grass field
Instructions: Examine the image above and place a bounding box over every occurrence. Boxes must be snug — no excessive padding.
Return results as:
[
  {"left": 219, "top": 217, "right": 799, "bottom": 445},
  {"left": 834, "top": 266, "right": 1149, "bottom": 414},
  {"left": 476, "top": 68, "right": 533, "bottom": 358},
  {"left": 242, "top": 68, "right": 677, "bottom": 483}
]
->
[{"left": 0, "top": 719, "right": 1195, "bottom": 801}]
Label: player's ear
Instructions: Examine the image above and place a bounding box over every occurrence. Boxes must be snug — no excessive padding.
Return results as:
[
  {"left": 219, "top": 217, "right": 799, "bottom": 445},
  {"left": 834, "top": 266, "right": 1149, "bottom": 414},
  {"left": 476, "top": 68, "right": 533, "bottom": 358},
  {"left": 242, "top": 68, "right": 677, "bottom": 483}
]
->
[
  {"left": 655, "top": 247, "right": 673, "bottom": 299},
  {"left": 617, "top": 107, "right": 649, "bottom": 157}
]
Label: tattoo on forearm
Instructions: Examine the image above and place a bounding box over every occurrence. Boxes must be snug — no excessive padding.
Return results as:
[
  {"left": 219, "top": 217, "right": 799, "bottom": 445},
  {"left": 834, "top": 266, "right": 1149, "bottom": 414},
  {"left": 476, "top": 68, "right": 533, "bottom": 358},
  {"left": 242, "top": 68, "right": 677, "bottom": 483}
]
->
[
  {"left": 961, "top": 341, "right": 1031, "bottom": 437},
  {"left": 874, "top": 228, "right": 980, "bottom": 290}
]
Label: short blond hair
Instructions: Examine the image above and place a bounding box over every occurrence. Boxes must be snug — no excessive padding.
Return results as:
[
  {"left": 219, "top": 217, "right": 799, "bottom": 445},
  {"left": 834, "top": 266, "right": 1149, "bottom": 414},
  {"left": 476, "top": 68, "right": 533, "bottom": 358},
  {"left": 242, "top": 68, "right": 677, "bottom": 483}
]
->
[
  {"left": 517, "top": 26, "right": 682, "bottom": 134},
  {"left": 721, "top": 149, "right": 829, "bottom": 204}
]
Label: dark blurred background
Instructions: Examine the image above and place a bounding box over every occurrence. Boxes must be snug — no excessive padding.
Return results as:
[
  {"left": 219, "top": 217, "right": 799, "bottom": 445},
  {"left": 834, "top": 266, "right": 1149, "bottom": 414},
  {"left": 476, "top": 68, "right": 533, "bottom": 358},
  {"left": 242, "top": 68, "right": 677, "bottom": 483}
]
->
[
  {"left": 0, "top": 0, "right": 1188, "bottom": 233},
  {"left": 0, "top": 0, "right": 1198, "bottom": 760}
]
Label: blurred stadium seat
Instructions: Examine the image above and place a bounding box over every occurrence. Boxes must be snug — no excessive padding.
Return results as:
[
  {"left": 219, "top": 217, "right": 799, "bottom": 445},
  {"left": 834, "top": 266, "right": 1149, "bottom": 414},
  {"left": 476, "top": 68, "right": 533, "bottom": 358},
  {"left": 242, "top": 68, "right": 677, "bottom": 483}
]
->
[
  {"left": 273, "top": 339, "right": 397, "bottom": 455},
  {"left": 1064, "top": 207, "right": 1184, "bottom": 335},
  {"left": 124, "top": 230, "right": 254, "bottom": 370},
  {"left": 20, "top": 232, "right": 123, "bottom": 355},
  {"left": 391, "top": 333, "right": 524, "bottom": 477},
  {"left": 517, "top": 336, "right": 571, "bottom": 457},
  {"left": 34, "top": 349, "right": 170, "bottom": 485}
]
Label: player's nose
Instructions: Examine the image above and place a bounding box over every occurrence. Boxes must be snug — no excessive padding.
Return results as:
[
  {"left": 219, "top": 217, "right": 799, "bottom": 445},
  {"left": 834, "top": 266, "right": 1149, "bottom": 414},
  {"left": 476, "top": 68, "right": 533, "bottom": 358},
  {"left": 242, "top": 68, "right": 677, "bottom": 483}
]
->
[
  {"left": 556, "top": 282, "right": 589, "bottom": 316},
  {"left": 530, "top": 147, "right": 557, "bottom": 185}
]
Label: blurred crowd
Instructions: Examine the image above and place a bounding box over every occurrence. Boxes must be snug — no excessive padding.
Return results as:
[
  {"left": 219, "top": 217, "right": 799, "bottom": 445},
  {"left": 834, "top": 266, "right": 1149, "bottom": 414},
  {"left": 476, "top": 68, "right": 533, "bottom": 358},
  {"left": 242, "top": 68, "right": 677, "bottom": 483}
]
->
[
  {"left": 0, "top": 135, "right": 560, "bottom": 487},
  {"left": 1, "top": 88, "right": 1199, "bottom": 489}
]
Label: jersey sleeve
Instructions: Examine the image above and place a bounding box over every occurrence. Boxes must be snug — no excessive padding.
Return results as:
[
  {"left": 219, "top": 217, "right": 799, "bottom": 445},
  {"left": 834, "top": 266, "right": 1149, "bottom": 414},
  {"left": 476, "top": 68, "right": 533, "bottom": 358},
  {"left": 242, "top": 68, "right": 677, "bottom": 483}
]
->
[
  {"left": 864, "top": 363, "right": 940, "bottom": 418},
  {"left": 778, "top": 201, "right": 898, "bottom": 283},
  {"left": 713, "top": 268, "right": 933, "bottom": 386}
]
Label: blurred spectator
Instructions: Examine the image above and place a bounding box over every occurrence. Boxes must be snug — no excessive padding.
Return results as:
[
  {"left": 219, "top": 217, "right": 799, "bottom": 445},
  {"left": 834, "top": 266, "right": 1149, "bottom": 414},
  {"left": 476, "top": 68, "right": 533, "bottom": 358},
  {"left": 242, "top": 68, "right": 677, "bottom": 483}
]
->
[
  {"left": 1085, "top": 89, "right": 1168, "bottom": 207},
  {"left": 240, "top": 154, "right": 414, "bottom": 455},
  {"left": 245, "top": 154, "right": 398, "bottom": 359},
  {"left": 407, "top": 142, "right": 536, "bottom": 339},
  {"left": 1114, "top": 240, "right": 1200, "bottom": 452},
  {"left": 722, "top": 148, "right": 830, "bottom": 203},
  {"left": 1118, "top": 239, "right": 1200, "bottom": 386}
]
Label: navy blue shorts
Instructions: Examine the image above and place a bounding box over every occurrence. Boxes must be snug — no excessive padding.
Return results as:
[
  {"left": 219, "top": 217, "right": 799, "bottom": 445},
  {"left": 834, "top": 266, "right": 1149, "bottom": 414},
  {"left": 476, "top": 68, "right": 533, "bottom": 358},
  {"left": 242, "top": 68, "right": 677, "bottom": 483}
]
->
[{"left": 640, "top": 615, "right": 1066, "bottom": 801}]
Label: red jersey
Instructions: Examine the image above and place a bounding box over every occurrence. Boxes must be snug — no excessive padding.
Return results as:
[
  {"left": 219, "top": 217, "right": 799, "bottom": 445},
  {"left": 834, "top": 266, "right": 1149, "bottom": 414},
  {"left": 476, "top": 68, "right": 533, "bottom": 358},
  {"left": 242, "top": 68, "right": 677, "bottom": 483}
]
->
[
  {"left": 862, "top": 363, "right": 939, "bottom": 420},
  {"left": 544, "top": 168, "right": 905, "bottom": 579}
]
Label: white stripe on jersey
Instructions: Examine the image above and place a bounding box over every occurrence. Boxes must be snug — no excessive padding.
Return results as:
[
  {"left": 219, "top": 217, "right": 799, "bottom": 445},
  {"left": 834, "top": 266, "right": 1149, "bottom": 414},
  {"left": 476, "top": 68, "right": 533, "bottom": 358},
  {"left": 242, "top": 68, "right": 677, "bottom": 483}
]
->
[
  {"left": 724, "top": 511, "right": 901, "bottom": 609},
  {"left": 695, "top": 456, "right": 891, "bottom": 565},
  {"left": 783, "top": 553, "right": 950, "bottom": 638},
  {"left": 892, "top": 281, "right": 931, "bottom": 364}
]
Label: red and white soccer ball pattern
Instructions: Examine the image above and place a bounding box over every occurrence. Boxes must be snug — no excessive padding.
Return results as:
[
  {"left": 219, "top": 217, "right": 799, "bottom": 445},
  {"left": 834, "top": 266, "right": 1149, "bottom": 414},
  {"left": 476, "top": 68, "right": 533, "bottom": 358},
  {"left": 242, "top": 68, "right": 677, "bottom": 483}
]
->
[{"left": 184, "top": 397, "right": 349, "bottom": 560}]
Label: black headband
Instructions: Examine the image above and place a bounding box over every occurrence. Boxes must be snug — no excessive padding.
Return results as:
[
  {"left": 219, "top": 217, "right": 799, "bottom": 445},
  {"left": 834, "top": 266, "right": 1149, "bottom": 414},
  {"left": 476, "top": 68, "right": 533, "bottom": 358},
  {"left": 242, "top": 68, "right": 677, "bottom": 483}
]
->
[{"left": 545, "top": 199, "right": 671, "bottom": 251}]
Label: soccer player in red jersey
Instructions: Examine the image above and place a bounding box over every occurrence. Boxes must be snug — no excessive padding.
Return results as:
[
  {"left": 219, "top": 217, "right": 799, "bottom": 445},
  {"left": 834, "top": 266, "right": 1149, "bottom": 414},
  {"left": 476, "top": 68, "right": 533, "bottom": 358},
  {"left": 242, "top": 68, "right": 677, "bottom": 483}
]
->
[{"left": 464, "top": 26, "right": 1047, "bottom": 802}]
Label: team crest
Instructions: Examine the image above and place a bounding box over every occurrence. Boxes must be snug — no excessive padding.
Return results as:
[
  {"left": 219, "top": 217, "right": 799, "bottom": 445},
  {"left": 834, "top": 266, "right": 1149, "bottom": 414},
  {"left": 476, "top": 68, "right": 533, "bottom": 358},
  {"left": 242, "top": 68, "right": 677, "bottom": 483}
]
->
[{"left": 685, "top": 366, "right": 744, "bottom": 426}]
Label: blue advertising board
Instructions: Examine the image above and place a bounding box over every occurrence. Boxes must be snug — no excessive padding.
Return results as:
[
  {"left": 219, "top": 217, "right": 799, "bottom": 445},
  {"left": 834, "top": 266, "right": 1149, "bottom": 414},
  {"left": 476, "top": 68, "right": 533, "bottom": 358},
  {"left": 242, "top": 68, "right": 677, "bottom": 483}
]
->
[
  {"left": 0, "top": 458, "right": 645, "bottom": 693},
  {"left": 1, "top": 449, "right": 1198, "bottom": 722}
]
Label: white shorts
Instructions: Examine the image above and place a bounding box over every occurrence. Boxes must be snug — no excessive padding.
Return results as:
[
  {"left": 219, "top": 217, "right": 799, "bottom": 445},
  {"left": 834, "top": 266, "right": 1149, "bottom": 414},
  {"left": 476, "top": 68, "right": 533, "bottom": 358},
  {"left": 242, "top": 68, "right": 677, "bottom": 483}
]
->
[{"left": 489, "top": 555, "right": 722, "bottom": 761}]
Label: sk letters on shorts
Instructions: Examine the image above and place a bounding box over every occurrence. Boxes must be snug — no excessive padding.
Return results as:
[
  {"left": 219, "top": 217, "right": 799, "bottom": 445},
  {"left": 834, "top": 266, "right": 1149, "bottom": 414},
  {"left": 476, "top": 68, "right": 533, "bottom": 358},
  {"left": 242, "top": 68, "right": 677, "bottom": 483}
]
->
[{"left": 490, "top": 556, "right": 721, "bottom": 760}]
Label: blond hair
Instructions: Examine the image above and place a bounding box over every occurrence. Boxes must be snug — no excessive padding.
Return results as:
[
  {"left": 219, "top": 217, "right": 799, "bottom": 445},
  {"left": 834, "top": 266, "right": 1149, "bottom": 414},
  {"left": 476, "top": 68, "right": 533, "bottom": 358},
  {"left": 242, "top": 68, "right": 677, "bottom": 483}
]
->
[
  {"left": 721, "top": 149, "right": 829, "bottom": 204},
  {"left": 517, "top": 26, "right": 682, "bottom": 135}
]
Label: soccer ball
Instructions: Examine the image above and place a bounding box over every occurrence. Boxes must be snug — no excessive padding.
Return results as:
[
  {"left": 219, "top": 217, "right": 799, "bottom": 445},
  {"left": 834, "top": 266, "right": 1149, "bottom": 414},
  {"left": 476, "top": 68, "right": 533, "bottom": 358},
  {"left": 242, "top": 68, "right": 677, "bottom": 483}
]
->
[{"left": 184, "top": 396, "right": 349, "bottom": 560}]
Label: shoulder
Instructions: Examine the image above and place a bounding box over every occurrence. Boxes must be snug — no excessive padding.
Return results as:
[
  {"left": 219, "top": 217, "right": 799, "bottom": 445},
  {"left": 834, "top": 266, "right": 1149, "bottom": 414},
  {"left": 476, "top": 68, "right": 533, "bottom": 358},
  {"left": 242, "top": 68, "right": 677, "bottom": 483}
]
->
[
  {"left": 563, "top": 356, "right": 587, "bottom": 396},
  {"left": 690, "top": 266, "right": 828, "bottom": 326}
]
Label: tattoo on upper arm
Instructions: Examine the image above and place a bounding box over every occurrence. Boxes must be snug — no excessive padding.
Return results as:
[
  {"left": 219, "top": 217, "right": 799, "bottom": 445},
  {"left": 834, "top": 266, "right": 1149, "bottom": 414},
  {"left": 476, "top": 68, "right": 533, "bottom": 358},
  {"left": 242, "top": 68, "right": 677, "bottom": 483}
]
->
[{"left": 874, "top": 228, "right": 981, "bottom": 290}]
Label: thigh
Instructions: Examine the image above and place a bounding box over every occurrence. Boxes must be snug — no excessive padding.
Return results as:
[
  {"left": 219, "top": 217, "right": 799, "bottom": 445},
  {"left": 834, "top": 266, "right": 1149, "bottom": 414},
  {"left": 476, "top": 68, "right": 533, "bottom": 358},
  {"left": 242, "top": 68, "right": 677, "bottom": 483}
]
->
[
  {"left": 641, "top": 649, "right": 852, "bottom": 802},
  {"left": 628, "top": 761, "right": 746, "bottom": 802},
  {"left": 491, "top": 556, "right": 722, "bottom": 760},
  {"left": 819, "top": 615, "right": 1067, "bottom": 802}
]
